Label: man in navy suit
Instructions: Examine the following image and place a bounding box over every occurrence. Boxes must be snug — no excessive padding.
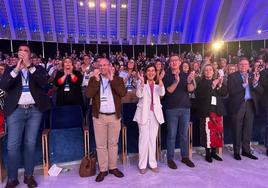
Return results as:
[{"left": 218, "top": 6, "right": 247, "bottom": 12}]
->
[
  {"left": 0, "top": 44, "right": 50, "bottom": 188},
  {"left": 227, "top": 57, "right": 262, "bottom": 160}
]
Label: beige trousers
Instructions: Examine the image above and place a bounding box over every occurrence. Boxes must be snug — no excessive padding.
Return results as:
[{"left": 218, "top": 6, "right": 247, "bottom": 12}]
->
[{"left": 93, "top": 114, "right": 121, "bottom": 172}]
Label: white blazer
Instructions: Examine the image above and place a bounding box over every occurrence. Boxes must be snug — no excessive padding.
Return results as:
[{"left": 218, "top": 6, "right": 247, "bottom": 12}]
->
[{"left": 133, "top": 81, "right": 165, "bottom": 125}]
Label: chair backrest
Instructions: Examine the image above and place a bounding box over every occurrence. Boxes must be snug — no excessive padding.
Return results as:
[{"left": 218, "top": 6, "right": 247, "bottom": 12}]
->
[
  {"left": 121, "top": 103, "right": 137, "bottom": 125},
  {"left": 50, "top": 105, "right": 83, "bottom": 129}
]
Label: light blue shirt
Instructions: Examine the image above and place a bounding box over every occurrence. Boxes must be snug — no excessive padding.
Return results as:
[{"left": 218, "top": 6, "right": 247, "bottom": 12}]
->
[
  {"left": 99, "top": 75, "right": 116, "bottom": 113},
  {"left": 240, "top": 73, "right": 252, "bottom": 101}
]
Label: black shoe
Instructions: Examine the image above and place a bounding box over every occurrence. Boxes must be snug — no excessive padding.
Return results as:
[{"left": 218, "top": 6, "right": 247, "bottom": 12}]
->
[
  {"left": 234, "top": 153, "right": 241, "bottom": 160},
  {"left": 5, "top": 179, "right": 19, "bottom": 188},
  {"left": 109, "top": 168, "right": 124, "bottom": 178},
  {"left": 205, "top": 155, "right": 213, "bottom": 163},
  {"left": 181, "top": 158, "right": 195, "bottom": 168},
  {"left": 242, "top": 152, "right": 258, "bottom": 160},
  {"left": 266, "top": 148, "right": 268, "bottom": 156},
  {"left": 23, "top": 175, "right": 37, "bottom": 188},
  {"left": 167, "top": 160, "right": 177, "bottom": 169},
  {"left": 211, "top": 154, "right": 223, "bottom": 161},
  {"left": 205, "top": 148, "right": 212, "bottom": 163},
  {"left": 95, "top": 171, "right": 108, "bottom": 182},
  {"left": 211, "top": 148, "right": 223, "bottom": 161}
]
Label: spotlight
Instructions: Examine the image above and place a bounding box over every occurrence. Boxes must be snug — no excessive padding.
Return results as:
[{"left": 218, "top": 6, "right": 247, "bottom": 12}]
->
[
  {"left": 151, "top": 42, "right": 154, "bottom": 46},
  {"left": 88, "top": 2, "right": 95, "bottom": 8},
  {"left": 79, "top": 1, "right": 84, "bottom": 6},
  {"left": 100, "top": 2, "right": 106, "bottom": 9},
  {"left": 111, "top": 4, "right": 116, "bottom": 8},
  {"left": 121, "top": 4, "right": 127, "bottom": 9},
  {"left": 257, "top": 29, "right": 262, "bottom": 34},
  {"left": 212, "top": 41, "right": 224, "bottom": 51}
]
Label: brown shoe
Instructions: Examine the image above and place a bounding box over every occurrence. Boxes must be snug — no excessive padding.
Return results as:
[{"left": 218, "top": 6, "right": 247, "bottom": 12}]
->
[
  {"left": 139, "top": 168, "right": 147, "bottom": 174},
  {"left": 150, "top": 167, "right": 159, "bottom": 173},
  {"left": 109, "top": 168, "right": 124, "bottom": 178},
  {"left": 23, "top": 175, "right": 37, "bottom": 188},
  {"left": 181, "top": 158, "right": 195, "bottom": 168},
  {"left": 5, "top": 179, "right": 19, "bottom": 188},
  {"left": 167, "top": 160, "right": 177, "bottom": 169},
  {"left": 95, "top": 171, "right": 108, "bottom": 182}
]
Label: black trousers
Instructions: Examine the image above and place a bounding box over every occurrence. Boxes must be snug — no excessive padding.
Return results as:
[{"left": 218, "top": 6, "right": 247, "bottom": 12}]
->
[{"left": 231, "top": 100, "right": 254, "bottom": 154}]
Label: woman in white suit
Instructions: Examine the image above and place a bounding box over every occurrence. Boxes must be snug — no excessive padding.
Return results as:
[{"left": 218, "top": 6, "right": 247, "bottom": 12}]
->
[{"left": 133, "top": 64, "right": 165, "bottom": 174}]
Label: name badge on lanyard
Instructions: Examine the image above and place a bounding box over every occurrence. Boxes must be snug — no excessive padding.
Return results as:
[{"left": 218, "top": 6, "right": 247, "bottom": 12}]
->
[
  {"left": 64, "top": 83, "right": 70, "bottom": 92},
  {"left": 100, "top": 77, "right": 110, "bottom": 105},
  {"left": 211, "top": 96, "right": 217, "bottom": 105},
  {"left": 64, "top": 75, "right": 71, "bottom": 92},
  {"left": 21, "top": 71, "right": 30, "bottom": 92},
  {"left": 100, "top": 95, "right": 108, "bottom": 106}
]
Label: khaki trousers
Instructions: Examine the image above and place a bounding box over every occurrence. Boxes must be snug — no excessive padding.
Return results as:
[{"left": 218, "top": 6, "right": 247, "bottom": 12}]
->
[{"left": 93, "top": 114, "right": 121, "bottom": 172}]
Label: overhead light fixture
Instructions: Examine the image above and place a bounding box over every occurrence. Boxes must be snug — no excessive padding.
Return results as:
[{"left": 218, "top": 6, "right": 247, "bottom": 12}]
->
[
  {"left": 212, "top": 40, "right": 224, "bottom": 51},
  {"left": 257, "top": 29, "right": 262, "bottom": 34},
  {"left": 121, "top": 4, "right": 127, "bottom": 9},
  {"left": 100, "top": 2, "right": 106, "bottom": 9},
  {"left": 111, "top": 4, "right": 116, "bottom": 8},
  {"left": 88, "top": 2, "right": 95, "bottom": 8},
  {"left": 79, "top": 1, "right": 84, "bottom": 6}
]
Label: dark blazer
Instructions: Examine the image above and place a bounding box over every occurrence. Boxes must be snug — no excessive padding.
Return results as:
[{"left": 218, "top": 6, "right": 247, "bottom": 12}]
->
[
  {"left": 53, "top": 70, "right": 84, "bottom": 108},
  {"left": 86, "top": 76, "right": 127, "bottom": 119},
  {"left": 0, "top": 65, "right": 51, "bottom": 116},
  {"left": 195, "top": 79, "right": 228, "bottom": 117},
  {"left": 227, "top": 71, "right": 263, "bottom": 114},
  {"left": 260, "top": 68, "right": 268, "bottom": 107}
]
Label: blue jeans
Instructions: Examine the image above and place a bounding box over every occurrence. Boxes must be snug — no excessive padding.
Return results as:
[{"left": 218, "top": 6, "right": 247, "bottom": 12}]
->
[
  {"left": 166, "top": 108, "right": 190, "bottom": 159},
  {"left": 265, "top": 107, "right": 268, "bottom": 148},
  {"left": 6, "top": 106, "right": 42, "bottom": 180}
]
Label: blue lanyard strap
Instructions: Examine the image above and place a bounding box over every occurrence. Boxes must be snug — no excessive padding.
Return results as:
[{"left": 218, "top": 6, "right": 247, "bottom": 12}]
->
[
  {"left": 100, "top": 76, "right": 110, "bottom": 94},
  {"left": 21, "top": 71, "right": 29, "bottom": 85}
]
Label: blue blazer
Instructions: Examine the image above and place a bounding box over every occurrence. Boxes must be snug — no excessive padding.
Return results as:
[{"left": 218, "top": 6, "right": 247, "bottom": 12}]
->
[{"left": 0, "top": 65, "right": 51, "bottom": 116}]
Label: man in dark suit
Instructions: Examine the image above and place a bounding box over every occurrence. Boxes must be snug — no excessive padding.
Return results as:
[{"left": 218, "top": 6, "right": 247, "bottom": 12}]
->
[
  {"left": 0, "top": 44, "right": 50, "bottom": 188},
  {"left": 260, "top": 61, "right": 268, "bottom": 156},
  {"left": 227, "top": 57, "right": 262, "bottom": 160}
]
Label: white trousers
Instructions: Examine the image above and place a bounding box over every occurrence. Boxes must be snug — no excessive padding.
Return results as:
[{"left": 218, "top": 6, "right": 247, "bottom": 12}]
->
[{"left": 138, "top": 111, "right": 159, "bottom": 169}]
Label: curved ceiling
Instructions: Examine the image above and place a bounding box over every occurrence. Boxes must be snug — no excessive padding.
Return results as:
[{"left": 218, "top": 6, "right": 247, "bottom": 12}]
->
[{"left": 0, "top": 0, "right": 268, "bottom": 44}]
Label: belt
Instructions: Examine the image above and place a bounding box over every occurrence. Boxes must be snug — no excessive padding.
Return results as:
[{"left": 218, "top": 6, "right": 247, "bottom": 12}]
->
[
  {"left": 17, "top": 104, "right": 35, "bottom": 109},
  {"left": 99, "top": 112, "right": 116, "bottom": 115}
]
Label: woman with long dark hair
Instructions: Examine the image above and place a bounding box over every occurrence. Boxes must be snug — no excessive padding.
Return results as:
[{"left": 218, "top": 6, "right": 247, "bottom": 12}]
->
[{"left": 195, "top": 63, "right": 228, "bottom": 162}]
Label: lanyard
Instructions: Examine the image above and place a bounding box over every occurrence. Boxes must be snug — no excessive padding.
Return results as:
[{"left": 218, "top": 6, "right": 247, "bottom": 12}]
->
[
  {"left": 100, "top": 76, "right": 110, "bottom": 94},
  {"left": 21, "top": 70, "right": 29, "bottom": 85}
]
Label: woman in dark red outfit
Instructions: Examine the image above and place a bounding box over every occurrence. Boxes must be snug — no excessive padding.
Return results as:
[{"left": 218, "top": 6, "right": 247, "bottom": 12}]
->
[{"left": 196, "top": 63, "right": 228, "bottom": 162}]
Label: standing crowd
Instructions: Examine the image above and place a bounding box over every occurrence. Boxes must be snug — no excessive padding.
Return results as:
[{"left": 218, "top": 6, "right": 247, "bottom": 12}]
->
[{"left": 0, "top": 44, "right": 268, "bottom": 187}]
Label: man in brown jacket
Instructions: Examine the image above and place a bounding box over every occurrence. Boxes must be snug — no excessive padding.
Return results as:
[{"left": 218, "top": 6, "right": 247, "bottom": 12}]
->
[{"left": 86, "top": 58, "right": 127, "bottom": 182}]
